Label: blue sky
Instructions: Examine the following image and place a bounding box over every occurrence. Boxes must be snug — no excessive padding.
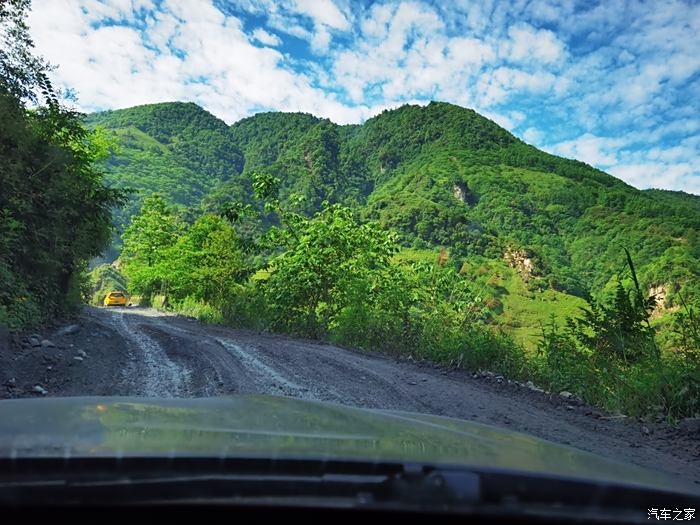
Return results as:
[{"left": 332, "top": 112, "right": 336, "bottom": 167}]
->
[{"left": 28, "top": 0, "right": 700, "bottom": 194}]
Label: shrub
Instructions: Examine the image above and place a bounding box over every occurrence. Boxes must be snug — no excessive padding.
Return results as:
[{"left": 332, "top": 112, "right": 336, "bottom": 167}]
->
[{"left": 174, "top": 296, "right": 223, "bottom": 324}]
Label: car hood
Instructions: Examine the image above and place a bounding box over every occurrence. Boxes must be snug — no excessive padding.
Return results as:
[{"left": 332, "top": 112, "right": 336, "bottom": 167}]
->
[{"left": 0, "top": 395, "right": 694, "bottom": 495}]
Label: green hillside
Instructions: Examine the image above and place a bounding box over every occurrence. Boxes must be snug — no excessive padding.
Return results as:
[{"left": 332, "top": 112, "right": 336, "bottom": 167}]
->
[
  {"left": 98, "top": 101, "right": 699, "bottom": 417},
  {"left": 85, "top": 102, "right": 244, "bottom": 227},
  {"left": 88, "top": 100, "right": 700, "bottom": 320}
]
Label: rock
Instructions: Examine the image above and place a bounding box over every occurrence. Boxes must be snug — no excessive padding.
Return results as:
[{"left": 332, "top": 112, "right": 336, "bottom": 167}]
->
[
  {"left": 559, "top": 391, "right": 574, "bottom": 399},
  {"left": 33, "top": 385, "right": 48, "bottom": 395},
  {"left": 77, "top": 349, "right": 87, "bottom": 358},
  {"left": 566, "top": 405, "right": 575, "bottom": 410},
  {"left": 56, "top": 324, "right": 81, "bottom": 336},
  {"left": 642, "top": 426, "right": 651, "bottom": 436},
  {"left": 5, "top": 378, "right": 16, "bottom": 387},
  {"left": 46, "top": 366, "right": 53, "bottom": 371},
  {"left": 29, "top": 335, "right": 42, "bottom": 347},
  {"left": 73, "top": 356, "right": 84, "bottom": 362},
  {"left": 678, "top": 417, "right": 700, "bottom": 435},
  {"left": 41, "top": 339, "right": 56, "bottom": 348},
  {"left": 525, "top": 380, "right": 544, "bottom": 393}
]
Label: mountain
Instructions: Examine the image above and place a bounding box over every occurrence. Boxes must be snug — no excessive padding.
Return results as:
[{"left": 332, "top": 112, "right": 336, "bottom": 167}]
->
[
  {"left": 87, "top": 101, "right": 700, "bottom": 312},
  {"left": 85, "top": 102, "right": 243, "bottom": 227}
]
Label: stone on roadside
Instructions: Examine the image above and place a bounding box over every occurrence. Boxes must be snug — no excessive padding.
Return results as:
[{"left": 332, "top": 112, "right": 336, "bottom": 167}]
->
[
  {"left": 41, "top": 339, "right": 56, "bottom": 348},
  {"left": 525, "top": 380, "right": 544, "bottom": 393},
  {"left": 559, "top": 391, "right": 574, "bottom": 399},
  {"left": 73, "top": 356, "right": 84, "bottom": 362},
  {"left": 33, "top": 385, "right": 48, "bottom": 395},
  {"left": 29, "top": 335, "right": 41, "bottom": 347},
  {"left": 57, "top": 324, "right": 81, "bottom": 336},
  {"left": 77, "top": 349, "right": 87, "bottom": 358}
]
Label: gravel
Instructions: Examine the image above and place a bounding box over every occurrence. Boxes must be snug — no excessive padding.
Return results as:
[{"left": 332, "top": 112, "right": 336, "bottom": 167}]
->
[{"left": 1, "top": 305, "right": 698, "bottom": 489}]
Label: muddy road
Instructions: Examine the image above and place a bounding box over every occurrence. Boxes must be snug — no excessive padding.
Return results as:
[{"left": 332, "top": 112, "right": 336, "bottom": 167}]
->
[{"left": 2, "top": 306, "right": 699, "bottom": 487}]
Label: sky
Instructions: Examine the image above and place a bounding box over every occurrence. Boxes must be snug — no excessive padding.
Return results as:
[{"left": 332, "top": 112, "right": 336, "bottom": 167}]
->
[{"left": 27, "top": 0, "right": 700, "bottom": 194}]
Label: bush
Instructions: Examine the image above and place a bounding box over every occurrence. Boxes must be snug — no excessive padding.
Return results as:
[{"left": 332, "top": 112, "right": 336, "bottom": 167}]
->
[
  {"left": 173, "top": 296, "right": 223, "bottom": 324},
  {"left": 534, "top": 291, "right": 700, "bottom": 419}
]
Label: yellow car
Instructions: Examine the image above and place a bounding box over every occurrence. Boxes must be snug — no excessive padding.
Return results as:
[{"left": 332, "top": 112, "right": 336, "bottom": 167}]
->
[{"left": 103, "top": 291, "right": 128, "bottom": 307}]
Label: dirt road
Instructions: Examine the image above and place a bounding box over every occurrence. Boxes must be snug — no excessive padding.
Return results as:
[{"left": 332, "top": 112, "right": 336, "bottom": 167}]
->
[{"left": 2, "top": 306, "right": 698, "bottom": 487}]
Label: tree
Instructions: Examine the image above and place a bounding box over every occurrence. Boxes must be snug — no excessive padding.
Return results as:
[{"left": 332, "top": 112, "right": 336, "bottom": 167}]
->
[
  {"left": 0, "top": 0, "right": 124, "bottom": 328},
  {"left": 0, "top": 0, "right": 55, "bottom": 104},
  {"left": 121, "top": 195, "right": 182, "bottom": 296},
  {"left": 263, "top": 202, "right": 399, "bottom": 337},
  {"left": 162, "top": 214, "right": 249, "bottom": 305}
]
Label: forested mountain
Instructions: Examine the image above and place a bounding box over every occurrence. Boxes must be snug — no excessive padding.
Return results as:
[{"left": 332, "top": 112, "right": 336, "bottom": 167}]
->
[
  {"left": 85, "top": 102, "right": 243, "bottom": 227},
  {"left": 86, "top": 100, "right": 700, "bottom": 419},
  {"left": 90, "top": 101, "right": 700, "bottom": 309}
]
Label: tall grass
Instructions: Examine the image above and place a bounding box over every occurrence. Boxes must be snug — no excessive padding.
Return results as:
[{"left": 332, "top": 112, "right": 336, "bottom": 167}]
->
[{"left": 532, "top": 251, "right": 699, "bottom": 419}]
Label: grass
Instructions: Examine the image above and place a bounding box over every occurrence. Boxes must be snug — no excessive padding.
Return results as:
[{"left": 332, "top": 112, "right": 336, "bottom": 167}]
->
[
  {"left": 392, "top": 247, "right": 447, "bottom": 264},
  {"left": 494, "top": 264, "right": 587, "bottom": 350},
  {"left": 392, "top": 248, "right": 588, "bottom": 350}
]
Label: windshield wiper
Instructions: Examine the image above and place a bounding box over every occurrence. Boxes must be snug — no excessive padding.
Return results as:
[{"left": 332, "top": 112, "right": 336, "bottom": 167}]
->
[{"left": 0, "top": 457, "right": 696, "bottom": 522}]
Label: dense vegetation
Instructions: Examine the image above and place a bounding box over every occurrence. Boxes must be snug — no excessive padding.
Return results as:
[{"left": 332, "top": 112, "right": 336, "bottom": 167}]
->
[
  {"left": 90, "top": 96, "right": 700, "bottom": 419},
  {"left": 0, "top": 0, "right": 122, "bottom": 328},
  {"left": 93, "top": 101, "right": 700, "bottom": 309},
  {"left": 84, "top": 102, "right": 244, "bottom": 256},
  {"left": 3, "top": 0, "right": 697, "bottom": 419},
  {"left": 118, "top": 175, "right": 700, "bottom": 419}
]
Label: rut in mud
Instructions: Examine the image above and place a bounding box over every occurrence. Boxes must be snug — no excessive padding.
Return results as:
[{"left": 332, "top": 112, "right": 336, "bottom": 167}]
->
[{"left": 1, "top": 306, "right": 698, "bottom": 488}]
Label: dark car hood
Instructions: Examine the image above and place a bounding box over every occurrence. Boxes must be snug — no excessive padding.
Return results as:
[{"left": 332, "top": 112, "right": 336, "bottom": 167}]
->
[{"left": 0, "top": 395, "right": 694, "bottom": 495}]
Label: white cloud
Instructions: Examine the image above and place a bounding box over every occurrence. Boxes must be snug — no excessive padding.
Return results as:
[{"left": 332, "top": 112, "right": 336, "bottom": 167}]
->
[
  {"left": 293, "top": 0, "right": 350, "bottom": 31},
  {"left": 27, "top": 0, "right": 368, "bottom": 124},
  {"left": 25, "top": 0, "right": 700, "bottom": 194},
  {"left": 610, "top": 162, "right": 700, "bottom": 195},
  {"left": 505, "top": 24, "right": 565, "bottom": 64},
  {"left": 522, "top": 127, "right": 542, "bottom": 144},
  {"left": 251, "top": 28, "right": 281, "bottom": 46},
  {"left": 546, "top": 134, "right": 625, "bottom": 167},
  {"left": 310, "top": 24, "right": 332, "bottom": 53}
]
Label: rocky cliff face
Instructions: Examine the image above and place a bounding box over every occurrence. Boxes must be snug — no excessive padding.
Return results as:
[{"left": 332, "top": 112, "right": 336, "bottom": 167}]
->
[
  {"left": 453, "top": 183, "right": 467, "bottom": 203},
  {"left": 649, "top": 284, "right": 668, "bottom": 309},
  {"left": 504, "top": 248, "right": 537, "bottom": 280}
]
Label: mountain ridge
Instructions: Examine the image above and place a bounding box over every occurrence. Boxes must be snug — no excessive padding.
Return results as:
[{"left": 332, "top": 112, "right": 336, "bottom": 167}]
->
[{"left": 86, "top": 100, "right": 700, "bottom": 307}]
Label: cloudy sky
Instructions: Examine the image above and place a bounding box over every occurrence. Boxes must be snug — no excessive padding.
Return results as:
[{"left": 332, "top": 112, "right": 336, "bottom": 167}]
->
[{"left": 27, "top": 0, "right": 700, "bottom": 194}]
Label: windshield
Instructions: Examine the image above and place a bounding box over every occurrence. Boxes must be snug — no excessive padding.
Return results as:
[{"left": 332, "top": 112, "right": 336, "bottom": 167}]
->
[{"left": 0, "top": 0, "right": 698, "bottom": 516}]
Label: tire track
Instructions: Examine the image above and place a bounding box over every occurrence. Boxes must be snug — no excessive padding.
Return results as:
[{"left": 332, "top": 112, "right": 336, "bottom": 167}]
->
[
  {"left": 109, "top": 309, "right": 191, "bottom": 397},
  {"left": 91, "top": 307, "right": 700, "bottom": 488}
]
